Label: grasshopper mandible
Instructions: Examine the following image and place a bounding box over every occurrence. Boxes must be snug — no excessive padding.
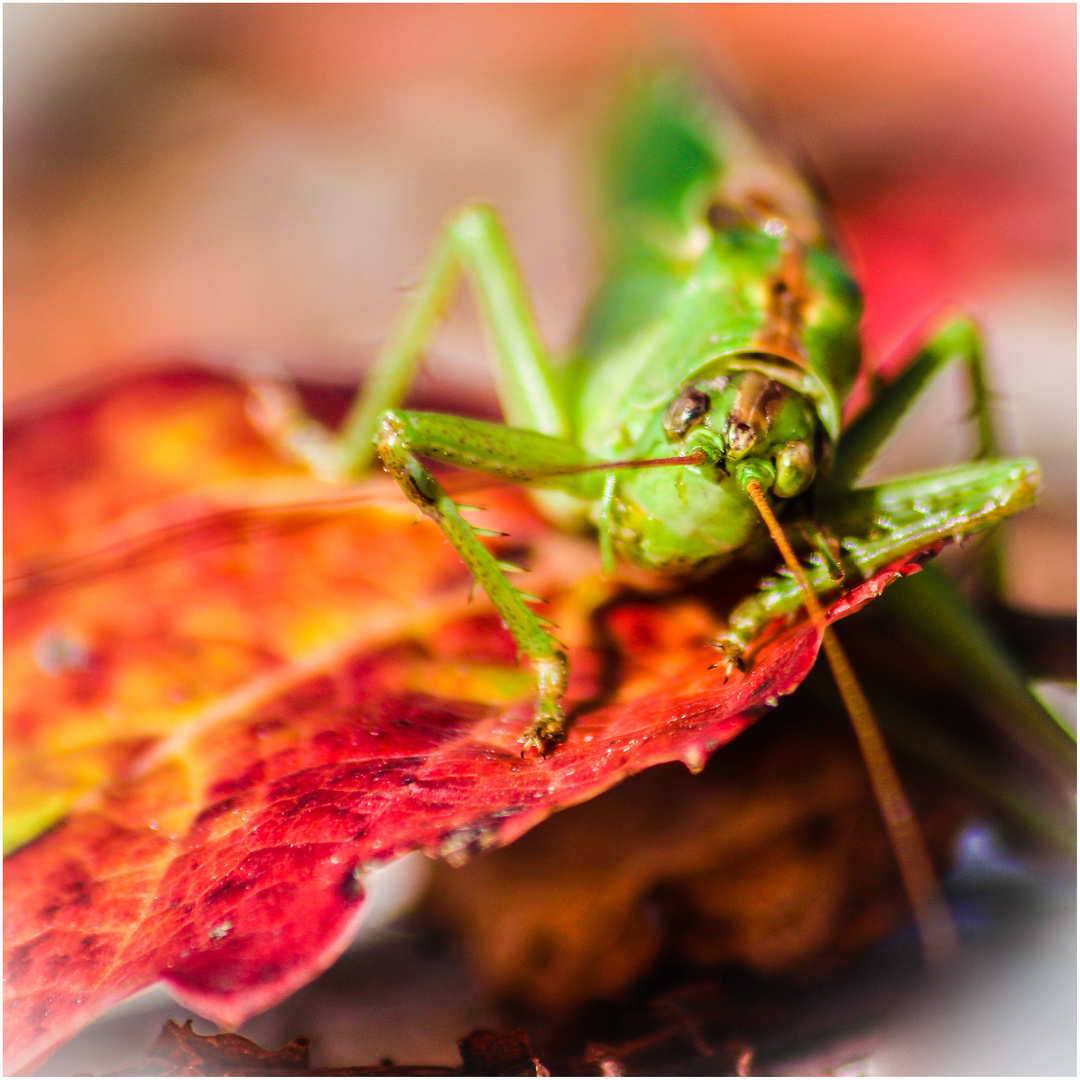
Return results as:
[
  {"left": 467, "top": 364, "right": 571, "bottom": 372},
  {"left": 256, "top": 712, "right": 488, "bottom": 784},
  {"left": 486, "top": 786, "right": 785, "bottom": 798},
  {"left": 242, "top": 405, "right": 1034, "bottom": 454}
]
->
[{"left": 248, "top": 70, "right": 1048, "bottom": 961}]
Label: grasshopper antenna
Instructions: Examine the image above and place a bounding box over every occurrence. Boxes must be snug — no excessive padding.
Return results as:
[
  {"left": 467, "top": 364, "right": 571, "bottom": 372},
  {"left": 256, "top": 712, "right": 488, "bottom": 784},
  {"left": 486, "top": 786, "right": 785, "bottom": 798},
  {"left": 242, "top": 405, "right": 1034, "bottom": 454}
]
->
[
  {"left": 743, "top": 477, "right": 960, "bottom": 967},
  {"left": 529, "top": 448, "right": 709, "bottom": 477}
]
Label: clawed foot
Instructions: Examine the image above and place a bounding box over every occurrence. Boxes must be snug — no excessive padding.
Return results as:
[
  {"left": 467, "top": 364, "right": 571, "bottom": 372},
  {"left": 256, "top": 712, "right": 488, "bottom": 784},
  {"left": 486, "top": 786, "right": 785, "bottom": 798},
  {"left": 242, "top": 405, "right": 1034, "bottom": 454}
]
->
[
  {"left": 520, "top": 713, "right": 568, "bottom": 758},
  {"left": 707, "top": 634, "right": 746, "bottom": 682}
]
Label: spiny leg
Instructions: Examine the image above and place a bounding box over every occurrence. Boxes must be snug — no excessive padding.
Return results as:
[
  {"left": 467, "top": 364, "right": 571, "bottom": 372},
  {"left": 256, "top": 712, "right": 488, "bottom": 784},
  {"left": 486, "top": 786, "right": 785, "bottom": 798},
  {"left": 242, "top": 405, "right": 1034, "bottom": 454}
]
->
[
  {"left": 820, "top": 316, "right": 1073, "bottom": 771},
  {"left": 249, "top": 204, "right": 570, "bottom": 481},
  {"left": 374, "top": 410, "right": 599, "bottom": 753},
  {"left": 826, "top": 315, "right": 1014, "bottom": 593},
  {"left": 721, "top": 457, "right": 1040, "bottom": 653}
]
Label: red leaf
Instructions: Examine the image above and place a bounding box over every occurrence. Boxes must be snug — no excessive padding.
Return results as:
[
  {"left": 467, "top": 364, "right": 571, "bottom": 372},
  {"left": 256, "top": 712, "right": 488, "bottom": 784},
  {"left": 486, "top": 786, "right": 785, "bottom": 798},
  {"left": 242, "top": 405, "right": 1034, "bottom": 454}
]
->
[{"left": 3, "top": 369, "right": 929, "bottom": 1073}]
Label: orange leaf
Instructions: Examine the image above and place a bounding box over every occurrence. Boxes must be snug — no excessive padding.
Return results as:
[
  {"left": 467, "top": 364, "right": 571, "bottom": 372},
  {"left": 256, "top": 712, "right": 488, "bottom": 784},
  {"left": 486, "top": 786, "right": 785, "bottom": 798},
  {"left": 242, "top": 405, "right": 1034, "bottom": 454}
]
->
[{"left": 3, "top": 369, "right": 929, "bottom": 1072}]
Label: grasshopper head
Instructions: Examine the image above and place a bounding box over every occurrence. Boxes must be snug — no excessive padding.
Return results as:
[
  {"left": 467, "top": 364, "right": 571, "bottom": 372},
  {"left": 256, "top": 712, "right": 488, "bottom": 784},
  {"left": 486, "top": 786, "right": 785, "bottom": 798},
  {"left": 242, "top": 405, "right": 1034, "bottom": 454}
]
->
[
  {"left": 602, "top": 363, "right": 824, "bottom": 573},
  {"left": 663, "top": 367, "right": 821, "bottom": 500}
]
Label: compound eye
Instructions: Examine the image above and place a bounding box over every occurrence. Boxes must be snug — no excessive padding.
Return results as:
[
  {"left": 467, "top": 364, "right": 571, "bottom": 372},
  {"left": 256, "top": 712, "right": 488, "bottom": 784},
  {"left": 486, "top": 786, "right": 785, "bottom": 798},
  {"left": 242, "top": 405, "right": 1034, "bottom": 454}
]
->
[{"left": 663, "top": 386, "right": 712, "bottom": 441}]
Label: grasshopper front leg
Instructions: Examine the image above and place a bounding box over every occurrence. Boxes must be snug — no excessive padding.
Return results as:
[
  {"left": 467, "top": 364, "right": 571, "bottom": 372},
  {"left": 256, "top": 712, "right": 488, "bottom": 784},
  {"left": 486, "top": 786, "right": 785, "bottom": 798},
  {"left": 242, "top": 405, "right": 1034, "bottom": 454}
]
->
[
  {"left": 375, "top": 410, "right": 604, "bottom": 753},
  {"left": 721, "top": 456, "right": 1041, "bottom": 652}
]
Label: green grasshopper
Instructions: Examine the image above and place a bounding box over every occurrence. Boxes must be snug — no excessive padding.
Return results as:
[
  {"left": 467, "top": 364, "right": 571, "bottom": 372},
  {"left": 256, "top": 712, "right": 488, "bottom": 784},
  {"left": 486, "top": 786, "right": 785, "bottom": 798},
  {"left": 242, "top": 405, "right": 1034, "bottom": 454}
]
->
[{"left": 249, "top": 70, "right": 1070, "bottom": 959}]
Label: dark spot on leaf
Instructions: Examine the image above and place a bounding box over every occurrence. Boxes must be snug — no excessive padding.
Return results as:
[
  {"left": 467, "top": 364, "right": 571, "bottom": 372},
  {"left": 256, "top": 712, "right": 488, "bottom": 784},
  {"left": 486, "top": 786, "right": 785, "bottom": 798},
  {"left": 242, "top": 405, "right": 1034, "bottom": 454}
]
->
[
  {"left": 46, "top": 952, "right": 72, "bottom": 976},
  {"left": 341, "top": 867, "right": 365, "bottom": 902},
  {"left": 63, "top": 879, "right": 93, "bottom": 906},
  {"left": 194, "top": 798, "right": 237, "bottom": 827},
  {"left": 5, "top": 940, "right": 39, "bottom": 982},
  {"left": 210, "top": 761, "right": 266, "bottom": 798},
  {"left": 204, "top": 877, "right": 249, "bottom": 906}
]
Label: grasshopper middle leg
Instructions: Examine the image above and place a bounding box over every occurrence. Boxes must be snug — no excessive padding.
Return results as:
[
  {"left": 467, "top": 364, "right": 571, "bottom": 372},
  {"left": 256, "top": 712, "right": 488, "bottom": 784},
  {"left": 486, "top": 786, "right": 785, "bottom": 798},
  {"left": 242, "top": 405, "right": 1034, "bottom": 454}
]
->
[{"left": 248, "top": 204, "right": 570, "bottom": 482}]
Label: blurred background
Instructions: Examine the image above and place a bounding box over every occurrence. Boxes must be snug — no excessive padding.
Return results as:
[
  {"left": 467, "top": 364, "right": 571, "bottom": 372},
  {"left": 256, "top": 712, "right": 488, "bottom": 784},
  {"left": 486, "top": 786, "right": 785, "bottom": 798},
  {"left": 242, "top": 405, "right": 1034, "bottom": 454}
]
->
[
  {"left": 5, "top": 5, "right": 1075, "bottom": 600},
  {"left": 6, "top": 4, "right": 1075, "bottom": 1075},
  {"left": 5, "top": 4, "right": 1075, "bottom": 606}
]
